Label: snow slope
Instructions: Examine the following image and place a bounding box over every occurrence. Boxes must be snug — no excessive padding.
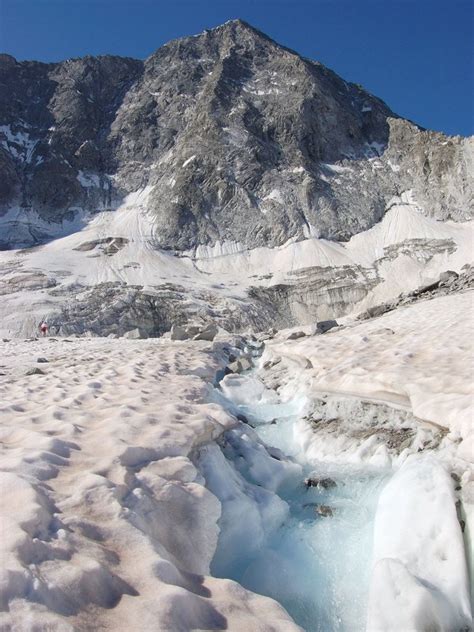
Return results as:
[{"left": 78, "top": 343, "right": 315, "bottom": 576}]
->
[
  {"left": 0, "top": 188, "right": 472, "bottom": 337},
  {"left": 0, "top": 336, "right": 301, "bottom": 631}
]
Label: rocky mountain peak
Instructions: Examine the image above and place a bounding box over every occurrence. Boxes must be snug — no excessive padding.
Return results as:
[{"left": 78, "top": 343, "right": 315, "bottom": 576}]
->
[{"left": 0, "top": 20, "right": 472, "bottom": 253}]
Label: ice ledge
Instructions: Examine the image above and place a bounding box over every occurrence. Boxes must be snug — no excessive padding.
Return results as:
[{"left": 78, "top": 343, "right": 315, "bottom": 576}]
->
[{"left": 367, "top": 455, "right": 472, "bottom": 631}]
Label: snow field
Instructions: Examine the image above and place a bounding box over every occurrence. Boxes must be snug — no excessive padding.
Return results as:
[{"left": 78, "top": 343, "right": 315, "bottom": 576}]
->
[{"left": 0, "top": 337, "right": 301, "bottom": 631}]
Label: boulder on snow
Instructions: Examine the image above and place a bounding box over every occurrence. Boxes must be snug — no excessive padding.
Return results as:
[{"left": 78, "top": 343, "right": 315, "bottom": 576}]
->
[
  {"left": 124, "top": 328, "right": 147, "bottom": 339},
  {"left": 227, "top": 357, "right": 253, "bottom": 373},
  {"left": 170, "top": 324, "right": 188, "bottom": 341},
  {"left": 305, "top": 476, "right": 337, "bottom": 490},
  {"left": 439, "top": 270, "right": 459, "bottom": 286},
  {"left": 193, "top": 323, "right": 218, "bottom": 341},
  {"left": 170, "top": 322, "right": 218, "bottom": 342},
  {"left": 287, "top": 331, "right": 306, "bottom": 340},
  {"left": 316, "top": 504, "right": 334, "bottom": 517},
  {"left": 239, "top": 357, "right": 252, "bottom": 371},
  {"left": 26, "top": 367, "right": 46, "bottom": 376},
  {"left": 37, "top": 357, "right": 49, "bottom": 363},
  {"left": 302, "top": 502, "right": 335, "bottom": 517},
  {"left": 316, "top": 319, "right": 338, "bottom": 334},
  {"left": 257, "top": 327, "right": 278, "bottom": 341},
  {"left": 262, "top": 357, "right": 282, "bottom": 370}
]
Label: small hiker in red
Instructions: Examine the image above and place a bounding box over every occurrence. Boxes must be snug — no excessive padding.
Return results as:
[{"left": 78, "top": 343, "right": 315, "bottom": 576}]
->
[{"left": 39, "top": 322, "right": 48, "bottom": 337}]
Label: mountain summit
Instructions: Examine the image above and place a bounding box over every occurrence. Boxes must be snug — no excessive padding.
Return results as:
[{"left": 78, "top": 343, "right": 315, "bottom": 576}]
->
[
  {"left": 0, "top": 21, "right": 472, "bottom": 336},
  {"left": 1, "top": 20, "right": 471, "bottom": 251}
]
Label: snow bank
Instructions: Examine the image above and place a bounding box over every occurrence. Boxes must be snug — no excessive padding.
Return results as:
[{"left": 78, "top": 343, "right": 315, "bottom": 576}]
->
[
  {"left": 367, "top": 455, "right": 471, "bottom": 631},
  {"left": 263, "top": 291, "right": 474, "bottom": 459}
]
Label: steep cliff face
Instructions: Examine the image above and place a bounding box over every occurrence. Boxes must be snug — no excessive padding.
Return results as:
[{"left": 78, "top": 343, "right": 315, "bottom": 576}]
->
[
  {"left": 0, "top": 20, "right": 472, "bottom": 336},
  {"left": 1, "top": 20, "right": 471, "bottom": 251}
]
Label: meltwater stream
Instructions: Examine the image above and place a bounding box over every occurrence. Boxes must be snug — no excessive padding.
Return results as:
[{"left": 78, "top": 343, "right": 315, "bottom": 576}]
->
[{"left": 207, "top": 374, "right": 391, "bottom": 632}]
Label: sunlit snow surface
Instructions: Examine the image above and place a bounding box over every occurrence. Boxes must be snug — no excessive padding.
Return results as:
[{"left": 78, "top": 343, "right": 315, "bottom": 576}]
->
[{"left": 210, "top": 379, "right": 390, "bottom": 632}]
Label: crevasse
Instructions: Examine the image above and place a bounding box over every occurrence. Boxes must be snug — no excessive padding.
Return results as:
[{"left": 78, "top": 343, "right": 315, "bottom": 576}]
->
[{"left": 196, "top": 371, "right": 390, "bottom": 632}]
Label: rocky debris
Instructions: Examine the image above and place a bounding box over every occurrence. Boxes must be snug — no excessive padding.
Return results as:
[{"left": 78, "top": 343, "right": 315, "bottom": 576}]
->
[
  {"left": 41, "top": 282, "right": 271, "bottom": 339},
  {"left": 358, "top": 266, "right": 474, "bottom": 321},
  {"left": 305, "top": 476, "right": 337, "bottom": 490},
  {"left": 170, "top": 322, "right": 218, "bottom": 342},
  {"left": 2, "top": 339, "right": 10, "bottom": 342},
  {"left": 193, "top": 323, "right": 218, "bottom": 342},
  {"left": 25, "top": 367, "right": 45, "bottom": 375},
  {"left": 300, "top": 395, "right": 448, "bottom": 458},
  {"left": 316, "top": 320, "right": 339, "bottom": 334},
  {"left": 303, "top": 502, "right": 335, "bottom": 517},
  {"left": 73, "top": 237, "right": 129, "bottom": 255},
  {"left": 316, "top": 504, "right": 334, "bottom": 518},
  {"left": 227, "top": 357, "right": 253, "bottom": 373},
  {"left": 36, "top": 357, "right": 49, "bottom": 363},
  {"left": 263, "top": 357, "right": 282, "bottom": 370},
  {"left": 287, "top": 331, "right": 306, "bottom": 340},
  {"left": 0, "top": 272, "right": 57, "bottom": 295},
  {"left": 439, "top": 270, "right": 459, "bottom": 285},
  {"left": 256, "top": 328, "right": 277, "bottom": 342}
]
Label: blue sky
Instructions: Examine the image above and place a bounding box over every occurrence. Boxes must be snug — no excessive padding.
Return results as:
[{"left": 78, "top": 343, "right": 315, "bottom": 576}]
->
[{"left": 0, "top": 0, "right": 472, "bottom": 136}]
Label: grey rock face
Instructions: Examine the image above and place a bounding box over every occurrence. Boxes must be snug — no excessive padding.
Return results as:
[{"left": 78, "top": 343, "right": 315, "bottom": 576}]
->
[
  {"left": 0, "top": 54, "right": 142, "bottom": 231},
  {"left": 248, "top": 264, "right": 379, "bottom": 327},
  {"left": 1, "top": 19, "right": 471, "bottom": 252}
]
